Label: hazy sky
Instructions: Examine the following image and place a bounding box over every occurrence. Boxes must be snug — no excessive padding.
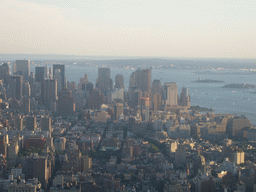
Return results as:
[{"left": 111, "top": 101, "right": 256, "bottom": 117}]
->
[{"left": 0, "top": 0, "right": 255, "bottom": 58}]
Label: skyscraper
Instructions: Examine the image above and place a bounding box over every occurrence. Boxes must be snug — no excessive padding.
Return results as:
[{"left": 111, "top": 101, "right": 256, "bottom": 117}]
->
[
  {"left": 8, "top": 75, "right": 23, "bottom": 100},
  {"left": 26, "top": 116, "right": 36, "bottom": 131},
  {"left": 15, "top": 60, "right": 30, "bottom": 80},
  {"left": 129, "top": 68, "right": 151, "bottom": 96},
  {"left": 164, "top": 82, "right": 178, "bottom": 106},
  {"left": 35, "top": 66, "right": 47, "bottom": 82},
  {"left": 96, "top": 68, "right": 112, "bottom": 95},
  {"left": 53, "top": 64, "right": 65, "bottom": 91},
  {"left": 41, "top": 79, "right": 57, "bottom": 108},
  {"left": 114, "top": 74, "right": 124, "bottom": 89},
  {"left": 179, "top": 87, "right": 190, "bottom": 107},
  {"left": 41, "top": 116, "right": 51, "bottom": 132},
  {"left": 57, "top": 88, "right": 75, "bottom": 116},
  {"left": 0, "top": 63, "right": 10, "bottom": 84}
]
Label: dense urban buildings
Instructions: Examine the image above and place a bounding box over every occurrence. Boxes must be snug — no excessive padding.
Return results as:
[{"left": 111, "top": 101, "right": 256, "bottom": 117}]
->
[{"left": 0, "top": 60, "right": 255, "bottom": 192}]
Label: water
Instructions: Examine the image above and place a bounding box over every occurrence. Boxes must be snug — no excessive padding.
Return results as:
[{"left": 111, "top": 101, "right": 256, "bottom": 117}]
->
[{"left": 31, "top": 65, "right": 256, "bottom": 125}]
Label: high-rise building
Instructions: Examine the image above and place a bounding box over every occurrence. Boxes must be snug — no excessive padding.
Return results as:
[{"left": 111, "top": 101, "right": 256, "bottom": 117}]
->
[
  {"left": 35, "top": 66, "right": 47, "bottom": 82},
  {"left": 26, "top": 116, "right": 37, "bottom": 131},
  {"left": 114, "top": 103, "right": 123, "bottom": 120},
  {"left": 179, "top": 87, "right": 190, "bottom": 107},
  {"left": 81, "top": 155, "right": 92, "bottom": 172},
  {"left": 164, "top": 82, "right": 178, "bottom": 106},
  {"left": 8, "top": 75, "right": 23, "bottom": 100},
  {"left": 152, "top": 79, "right": 162, "bottom": 95},
  {"left": 25, "top": 154, "right": 50, "bottom": 190},
  {"left": 53, "top": 64, "right": 65, "bottom": 90},
  {"left": 96, "top": 68, "right": 113, "bottom": 95},
  {"left": 129, "top": 68, "right": 151, "bottom": 96},
  {"left": 15, "top": 60, "right": 30, "bottom": 80},
  {"left": 23, "top": 81, "right": 31, "bottom": 97},
  {"left": 41, "top": 79, "right": 57, "bottom": 108},
  {"left": 41, "top": 116, "right": 51, "bottom": 132},
  {"left": 114, "top": 74, "right": 124, "bottom": 89},
  {"left": 57, "top": 89, "right": 75, "bottom": 116},
  {"left": 175, "top": 145, "right": 186, "bottom": 164},
  {"left": 15, "top": 115, "right": 23, "bottom": 130},
  {"left": 226, "top": 116, "right": 251, "bottom": 137},
  {"left": 0, "top": 63, "right": 10, "bottom": 84},
  {"left": 21, "top": 96, "right": 30, "bottom": 113}
]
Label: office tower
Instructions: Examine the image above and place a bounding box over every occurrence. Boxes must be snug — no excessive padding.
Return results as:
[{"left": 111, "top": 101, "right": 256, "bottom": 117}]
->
[
  {"left": 53, "top": 64, "right": 65, "bottom": 90},
  {"left": 175, "top": 145, "right": 186, "bottom": 164},
  {"left": 152, "top": 79, "right": 162, "bottom": 95},
  {"left": 179, "top": 87, "right": 190, "bottom": 107},
  {"left": 41, "top": 116, "right": 51, "bottom": 132},
  {"left": 109, "top": 88, "right": 124, "bottom": 103},
  {"left": 25, "top": 154, "right": 49, "bottom": 190},
  {"left": 48, "top": 67, "right": 53, "bottom": 79},
  {"left": 15, "top": 60, "right": 30, "bottom": 80},
  {"left": 0, "top": 63, "right": 10, "bottom": 84},
  {"left": 152, "top": 79, "right": 162, "bottom": 111},
  {"left": 129, "top": 89, "right": 142, "bottom": 108},
  {"left": 78, "top": 74, "right": 88, "bottom": 90},
  {"left": 0, "top": 135, "right": 8, "bottom": 157},
  {"left": 226, "top": 116, "right": 251, "bottom": 137},
  {"left": 67, "top": 81, "right": 76, "bottom": 91},
  {"left": 164, "top": 82, "right": 178, "bottom": 106},
  {"left": 35, "top": 66, "right": 47, "bottom": 82},
  {"left": 15, "top": 116, "right": 23, "bottom": 130},
  {"left": 96, "top": 68, "right": 113, "bottom": 95},
  {"left": 87, "top": 89, "right": 104, "bottom": 109},
  {"left": 114, "top": 74, "right": 124, "bottom": 89},
  {"left": 41, "top": 79, "right": 57, "bottom": 108},
  {"left": 21, "top": 96, "right": 30, "bottom": 113},
  {"left": 57, "top": 89, "right": 75, "bottom": 116},
  {"left": 23, "top": 81, "right": 31, "bottom": 97},
  {"left": 26, "top": 116, "right": 37, "bottom": 131},
  {"left": 129, "top": 68, "right": 151, "bottom": 95},
  {"left": 233, "top": 151, "right": 244, "bottom": 165},
  {"left": 81, "top": 155, "right": 92, "bottom": 172},
  {"left": 152, "top": 93, "right": 162, "bottom": 111},
  {"left": 86, "top": 82, "right": 93, "bottom": 92},
  {"left": 114, "top": 103, "right": 123, "bottom": 120},
  {"left": 8, "top": 75, "right": 23, "bottom": 100}
]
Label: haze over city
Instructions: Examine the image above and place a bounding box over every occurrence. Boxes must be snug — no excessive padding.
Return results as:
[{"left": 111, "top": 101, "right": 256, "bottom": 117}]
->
[{"left": 1, "top": 0, "right": 256, "bottom": 58}]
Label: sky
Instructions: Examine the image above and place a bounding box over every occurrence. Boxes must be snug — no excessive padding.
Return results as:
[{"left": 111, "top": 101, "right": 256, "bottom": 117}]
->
[{"left": 0, "top": 0, "right": 255, "bottom": 58}]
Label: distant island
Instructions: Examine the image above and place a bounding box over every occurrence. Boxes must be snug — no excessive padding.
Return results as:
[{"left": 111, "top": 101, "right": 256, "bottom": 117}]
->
[
  {"left": 192, "top": 78, "right": 225, "bottom": 83},
  {"left": 222, "top": 83, "right": 256, "bottom": 89},
  {"left": 189, "top": 105, "right": 214, "bottom": 112}
]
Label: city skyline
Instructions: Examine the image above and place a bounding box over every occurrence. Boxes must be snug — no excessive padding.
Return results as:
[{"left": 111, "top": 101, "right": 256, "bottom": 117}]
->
[{"left": 0, "top": 0, "right": 256, "bottom": 58}]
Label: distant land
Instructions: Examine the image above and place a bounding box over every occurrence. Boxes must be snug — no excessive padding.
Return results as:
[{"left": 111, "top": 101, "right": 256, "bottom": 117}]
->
[
  {"left": 1, "top": 54, "right": 256, "bottom": 70},
  {"left": 189, "top": 105, "right": 214, "bottom": 112},
  {"left": 223, "top": 84, "right": 256, "bottom": 89},
  {"left": 192, "top": 78, "right": 225, "bottom": 83}
]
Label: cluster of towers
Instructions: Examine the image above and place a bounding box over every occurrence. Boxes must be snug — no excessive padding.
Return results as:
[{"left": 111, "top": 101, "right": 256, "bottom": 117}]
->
[{"left": 0, "top": 60, "right": 75, "bottom": 115}]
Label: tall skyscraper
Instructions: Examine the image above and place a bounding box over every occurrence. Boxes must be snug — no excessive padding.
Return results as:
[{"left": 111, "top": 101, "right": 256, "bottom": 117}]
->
[
  {"left": 114, "top": 74, "right": 124, "bottom": 89},
  {"left": 8, "top": 75, "right": 23, "bottom": 100},
  {"left": 152, "top": 79, "right": 162, "bottom": 111},
  {"left": 179, "top": 87, "right": 191, "bottom": 107},
  {"left": 26, "top": 116, "right": 37, "bottom": 131},
  {"left": 41, "top": 116, "right": 51, "bottom": 132},
  {"left": 41, "top": 79, "right": 57, "bottom": 108},
  {"left": 114, "top": 103, "right": 123, "bottom": 120},
  {"left": 57, "top": 88, "right": 75, "bottom": 116},
  {"left": 96, "top": 68, "right": 112, "bottom": 95},
  {"left": 15, "top": 60, "right": 30, "bottom": 80},
  {"left": 35, "top": 66, "right": 47, "bottom": 82},
  {"left": 129, "top": 68, "right": 151, "bottom": 96},
  {"left": 0, "top": 63, "right": 10, "bottom": 84},
  {"left": 53, "top": 64, "right": 65, "bottom": 90},
  {"left": 164, "top": 82, "right": 178, "bottom": 106}
]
